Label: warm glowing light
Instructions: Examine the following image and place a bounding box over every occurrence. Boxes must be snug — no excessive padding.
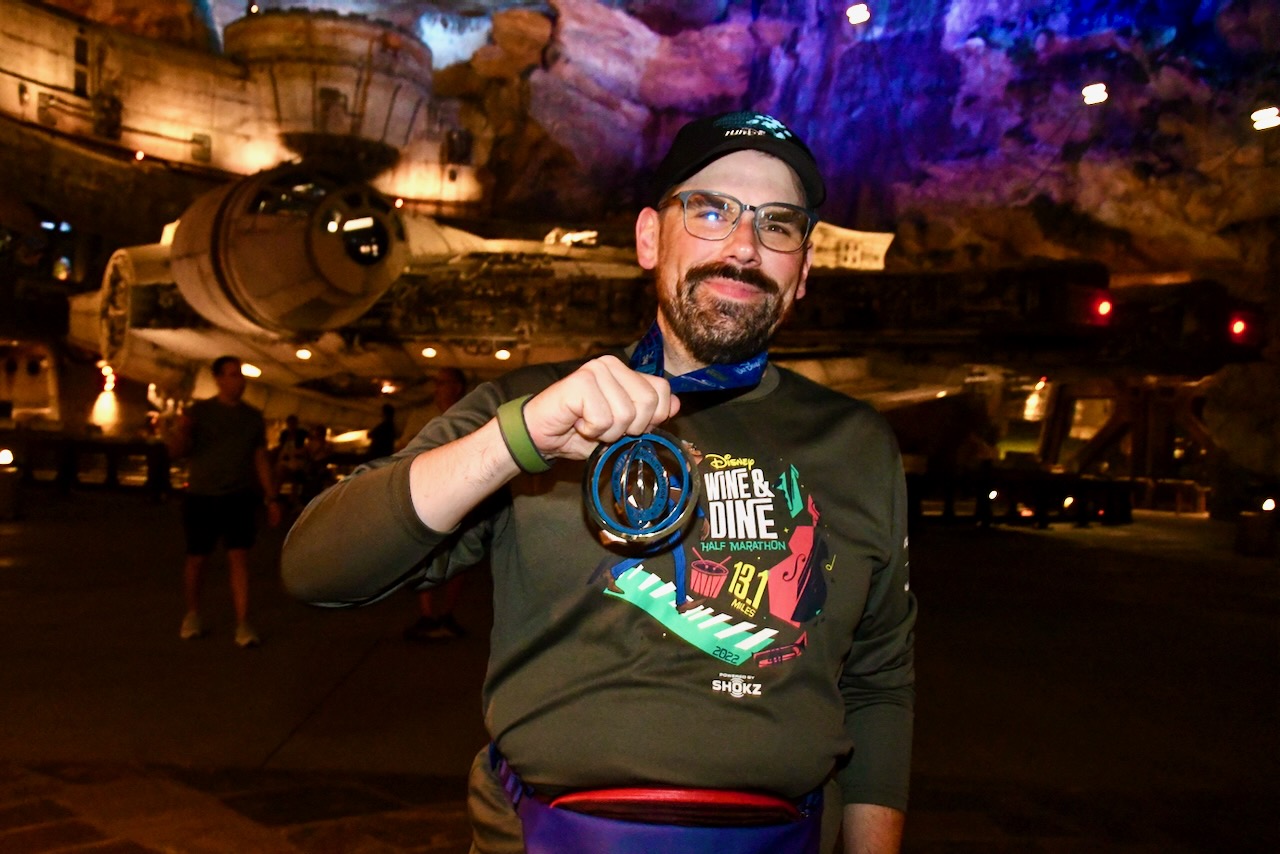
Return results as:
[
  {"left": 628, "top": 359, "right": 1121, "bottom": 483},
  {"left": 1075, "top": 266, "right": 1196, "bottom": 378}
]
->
[
  {"left": 1230, "top": 318, "right": 1247, "bottom": 337},
  {"left": 249, "top": 3, "right": 260, "bottom": 13},
  {"left": 495, "top": 349, "right": 512, "bottom": 361},
  {"left": 1096, "top": 299, "right": 1112, "bottom": 316},
  {"left": 1251, "top": 107, "right": 1279, "bottom": 131},
  {"left": 1082, "top": 83, "right": 1108, "bottom": 105},
  {"left": 545, "top": 228, "right": 599, "bottom": 247},
  {"left": 394, "top": 197, "right": 404, "bottom": 208},
  {"left": 103, "top": 376, "right": 115, "bottom": 392},
  {"left": 225, "top": 138, "right": 289, "bottom": 174},
  {"left": 988, "top": 490, "right": 998, "bottom": 500},
  {"left": 1018, "top": 384, "right": 1049, "bottom": 419},
  {"left": 134, "top": 150, "right": 146, "bottom": 161},
  {"left": 1063, "top": 496, "right": 1075, "bottom": 508},
  {"left": 332, "top": 430, "right": 366, "bottom": 444},
  {"left": 90, "top": 390, "right": 120, "bottom": 430},
  {"left": 241, "top": 363, "right": 262, "bottom": 378},
  {"left": 0, "top": 449, "right": 13, "bottom": 466},
  {"left": 1263, "top": 498, "right": 1276, "bottom": 512},
  {"left": 846, "top": 3, "right": 871, "bottom": 25},
  {"left": 935, "top": 391, "right": 947, "bottom": 398},
  {"left": 100, "top": 365, "right": 114, "bottom": 377},
  {"left": 295, "top": 348, "right": 312, "bottom": 360},
  {"left": 381, "top": 382, "right": 398, "bottom": 394},
  {"left": 376, "top": 160, "right": 485, "bottom": 207},
  {"left": 421, "top": 347, "right": 438, "bottom": 358},
  {"left": 342, "top": 216, "right": 375, "bottom": 232}
]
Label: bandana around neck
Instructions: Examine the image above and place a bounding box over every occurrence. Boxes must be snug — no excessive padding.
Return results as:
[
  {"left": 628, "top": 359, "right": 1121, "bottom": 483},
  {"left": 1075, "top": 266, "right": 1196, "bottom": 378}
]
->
[{"left": 628, "top": 322, "right": 767, "bottom": 393}]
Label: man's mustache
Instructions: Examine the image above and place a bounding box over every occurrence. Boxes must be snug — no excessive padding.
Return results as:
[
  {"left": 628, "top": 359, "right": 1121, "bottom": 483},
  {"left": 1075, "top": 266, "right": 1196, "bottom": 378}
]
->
[{"left": 683, "top": 262, "right": 780, "bottom": 297}]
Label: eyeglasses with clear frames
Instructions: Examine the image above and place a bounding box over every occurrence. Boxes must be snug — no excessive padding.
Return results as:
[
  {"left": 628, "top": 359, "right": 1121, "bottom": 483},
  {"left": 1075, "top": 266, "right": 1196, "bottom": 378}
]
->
[{"left": 658, "top": 189, "right": 817, "bottom": 254}]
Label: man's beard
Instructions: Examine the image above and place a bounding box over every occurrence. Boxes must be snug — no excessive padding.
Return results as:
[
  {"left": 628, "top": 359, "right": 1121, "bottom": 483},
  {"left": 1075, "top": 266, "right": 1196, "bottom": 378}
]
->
[{"left": 659, "top": 262, "right": 786, "bottom": 365}]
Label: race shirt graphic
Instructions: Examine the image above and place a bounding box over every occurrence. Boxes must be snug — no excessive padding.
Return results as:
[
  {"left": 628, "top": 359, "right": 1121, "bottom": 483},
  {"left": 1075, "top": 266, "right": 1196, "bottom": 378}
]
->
[{"left": 594, "top": 446, "right": 831, "bottom": 669}]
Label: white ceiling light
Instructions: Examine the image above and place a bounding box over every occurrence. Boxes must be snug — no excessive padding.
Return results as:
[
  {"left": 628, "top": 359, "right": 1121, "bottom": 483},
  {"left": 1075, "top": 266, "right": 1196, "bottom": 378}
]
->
[
  {"left": 846, "top": 4, "right": 870, "bottom": 25},
  {"left": 1251, "top": 107, "right": 1278, "bottom": 131},
  {"left": 1082, "top": 83, "right": 1108, "bottom": 105}
]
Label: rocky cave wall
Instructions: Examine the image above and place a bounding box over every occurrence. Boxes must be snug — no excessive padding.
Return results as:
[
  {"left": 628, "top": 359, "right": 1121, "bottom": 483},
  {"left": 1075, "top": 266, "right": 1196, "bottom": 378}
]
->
[
  {"left": 56, "top": 0, "right": 1279, "bottom": 294},
  {"left": 430, "top": 0, "right": 1278, "bottom": 300}
]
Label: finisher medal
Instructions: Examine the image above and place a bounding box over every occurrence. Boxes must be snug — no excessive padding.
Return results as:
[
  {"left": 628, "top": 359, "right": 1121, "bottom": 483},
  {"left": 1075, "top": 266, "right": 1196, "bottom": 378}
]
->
[
  {"left": 584, "top": 429, "right": 700, "bottom": 546},
  {"left": 583, "top": 322, "right": 764, "bottom": 547}
]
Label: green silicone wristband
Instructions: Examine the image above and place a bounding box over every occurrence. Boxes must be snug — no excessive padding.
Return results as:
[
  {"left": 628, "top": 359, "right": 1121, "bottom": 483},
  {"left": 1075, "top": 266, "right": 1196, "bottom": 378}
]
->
[{"left": 496, "top": 394, "right": 552, "bottom": 474}]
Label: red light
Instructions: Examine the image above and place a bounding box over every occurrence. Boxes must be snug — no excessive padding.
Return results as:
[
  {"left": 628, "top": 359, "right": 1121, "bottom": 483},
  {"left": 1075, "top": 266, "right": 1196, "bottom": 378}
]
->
[
  {"left": 1080, "top": 291, "right": 1112, "bottom": 327},
  {"left": 1225, "top": 309, "right": 1264, "bottom": 350}
]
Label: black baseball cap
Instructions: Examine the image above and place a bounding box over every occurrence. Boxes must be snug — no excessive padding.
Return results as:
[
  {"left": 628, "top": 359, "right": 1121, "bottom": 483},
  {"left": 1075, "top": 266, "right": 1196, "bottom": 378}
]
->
[{"left": 650, "top": 110, "right": 826, "bottom": 208}]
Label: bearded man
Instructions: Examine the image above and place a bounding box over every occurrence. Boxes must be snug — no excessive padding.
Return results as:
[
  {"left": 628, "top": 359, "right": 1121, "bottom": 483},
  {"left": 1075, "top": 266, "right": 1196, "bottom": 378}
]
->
[{"left": 283, "top": 111, "right": 915, "bottom": 854}]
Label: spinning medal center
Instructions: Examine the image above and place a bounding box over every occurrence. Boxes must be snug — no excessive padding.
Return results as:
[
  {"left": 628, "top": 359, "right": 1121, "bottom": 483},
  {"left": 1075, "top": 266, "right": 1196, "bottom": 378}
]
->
[{"left": 586, "top": 431, "right": 701, "bottom": 546}]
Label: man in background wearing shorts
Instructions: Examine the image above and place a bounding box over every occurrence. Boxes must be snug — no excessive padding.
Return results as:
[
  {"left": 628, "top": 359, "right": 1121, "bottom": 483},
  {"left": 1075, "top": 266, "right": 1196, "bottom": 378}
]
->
[{"left": 167, "top": 355, "right": 281, "bottom": 647}]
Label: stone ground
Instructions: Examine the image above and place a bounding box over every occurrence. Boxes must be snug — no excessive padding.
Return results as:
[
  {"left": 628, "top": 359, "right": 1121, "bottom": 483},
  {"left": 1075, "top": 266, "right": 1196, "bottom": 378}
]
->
[{"left": 0, "top": 486, "right": 1275, "bottom": 852}]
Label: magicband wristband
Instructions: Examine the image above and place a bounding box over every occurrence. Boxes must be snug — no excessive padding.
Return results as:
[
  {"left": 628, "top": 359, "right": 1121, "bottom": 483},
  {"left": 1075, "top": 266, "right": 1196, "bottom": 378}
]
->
[{"left": 496, "top": 394, "right": 552, "bottom": 474}]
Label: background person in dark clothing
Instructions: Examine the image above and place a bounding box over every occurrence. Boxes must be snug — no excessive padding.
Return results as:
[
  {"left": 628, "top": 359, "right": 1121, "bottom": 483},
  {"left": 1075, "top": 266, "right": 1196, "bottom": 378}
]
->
[
  {"left": 300, "top": 423, "right": 334, "bottom": 504},
  {"left": 167, "top": 355, "right": 281, "bottom": 648},
  {"left": 403, "top": 368, "right": 470, "bottom": 642},
  {"left": 368, "top": 403, "right": 398, "bottom": 459},
  {"left": 275, "top": 413, "right": 309, "bottom": 508}
]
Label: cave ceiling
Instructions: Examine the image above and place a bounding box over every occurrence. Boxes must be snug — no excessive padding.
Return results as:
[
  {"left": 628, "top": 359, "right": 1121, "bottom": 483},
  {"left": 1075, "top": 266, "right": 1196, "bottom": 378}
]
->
[{"left": 27, "top": 0, "right": 1280, "bottom": 301}]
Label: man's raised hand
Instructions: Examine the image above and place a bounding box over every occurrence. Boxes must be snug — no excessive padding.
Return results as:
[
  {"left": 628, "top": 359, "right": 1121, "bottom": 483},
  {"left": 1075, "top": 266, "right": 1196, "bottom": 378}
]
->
[{"left": 522, "top": 356, "right": 679, "bottom": 462}]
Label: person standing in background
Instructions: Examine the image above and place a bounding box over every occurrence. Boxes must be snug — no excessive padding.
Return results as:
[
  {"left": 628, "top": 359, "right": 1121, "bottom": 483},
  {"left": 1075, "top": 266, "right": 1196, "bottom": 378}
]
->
[
  {"left": 401, "top": 367, "right": 471, "bottom": 642},
  {"left": 300, "top": 423, "right": 334, "bottom": 504},
  {"left": 275, "top": 413, "right": 309, "bottom": 508},
  {"left": 168, "top": 355, "right": 281, "bottom": 648},
  {"left": 368, "top": 403, "right": 398, "bottom": 460}
]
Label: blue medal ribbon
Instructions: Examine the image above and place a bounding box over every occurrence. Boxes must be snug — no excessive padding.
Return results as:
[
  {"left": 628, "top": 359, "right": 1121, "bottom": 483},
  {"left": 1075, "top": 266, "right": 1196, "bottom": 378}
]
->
[
  {"left": 628, "top": 322, "right": 767, "bottom": 392},
  {"left": 588, "top": 323, "right": 768, "bottom": 609}
]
